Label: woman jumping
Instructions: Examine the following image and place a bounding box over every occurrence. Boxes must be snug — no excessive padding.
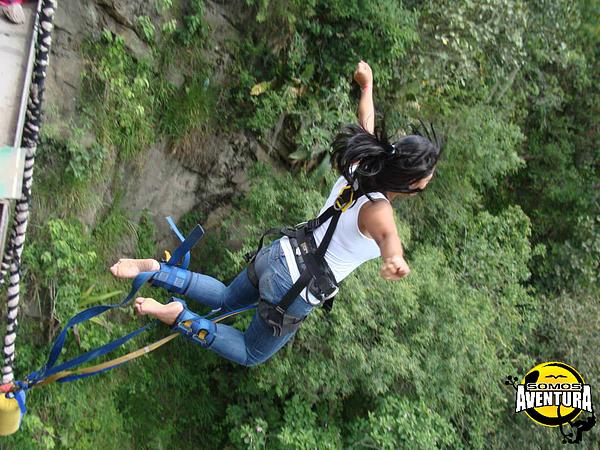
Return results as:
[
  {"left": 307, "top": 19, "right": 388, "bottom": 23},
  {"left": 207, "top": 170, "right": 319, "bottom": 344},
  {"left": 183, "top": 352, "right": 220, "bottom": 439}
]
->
[{"left": 110, "top": 61, "right": 442, "bottom": 366}]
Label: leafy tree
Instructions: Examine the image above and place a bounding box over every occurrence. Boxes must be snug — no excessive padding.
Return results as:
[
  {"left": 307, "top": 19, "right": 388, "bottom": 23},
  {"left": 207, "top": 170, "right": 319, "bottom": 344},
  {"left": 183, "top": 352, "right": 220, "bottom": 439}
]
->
[{"left": 6, "top": 0, "right": 599, "bottom": 447}]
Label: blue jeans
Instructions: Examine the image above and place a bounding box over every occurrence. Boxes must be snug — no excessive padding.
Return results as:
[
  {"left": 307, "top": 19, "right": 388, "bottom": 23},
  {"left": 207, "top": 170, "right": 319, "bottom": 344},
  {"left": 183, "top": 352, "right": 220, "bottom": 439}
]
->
[{"left": 179, "top": 239, "right": 313, "bottom": 366}]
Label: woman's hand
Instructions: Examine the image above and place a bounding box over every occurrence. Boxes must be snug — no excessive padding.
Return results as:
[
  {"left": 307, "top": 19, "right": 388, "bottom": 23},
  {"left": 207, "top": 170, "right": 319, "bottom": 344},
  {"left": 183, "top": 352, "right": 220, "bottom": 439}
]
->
[
  {"left": 354, "top": 60, "right": 373, "bottom": 89},
  {"left": 110, "top": 258, "right": 160, "bottom": 279},
  {"left": 380, "top": 255, "right": 411, "bottom": 280},
  {"left": 354, "top": 60, "right": 375, "bottom": 132}
]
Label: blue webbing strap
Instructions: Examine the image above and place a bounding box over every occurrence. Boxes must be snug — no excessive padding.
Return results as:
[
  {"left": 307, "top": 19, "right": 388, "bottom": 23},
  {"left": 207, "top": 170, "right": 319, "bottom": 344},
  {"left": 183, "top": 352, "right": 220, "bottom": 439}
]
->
[
  {"left": 166, "top": 216, "right": 186, "bottom": 242},
  {"left": 42, "top": 304, "right": 259, "bottom": 384},
  {"left": 53, "top": 304, "right": 259, "bottom": 383},
  {"left": 30, "top": 270, "right": 157, "bottom": 383},
  {"left": 27, "top": 218, "right": 200, "bottom": 385},
  {"left": 166, "top": 217, "right": 204, "bottom": 269},
  {"left": 24, "top": 305, "right": 258, "bottom": 390},
  {"left": 14, "top": 390, "right": 26, "bottom": 424},
  {"left": 19, "top": 218, "right": 210, "bottom": 391},
  {"left": 31, "top": 323, "right": 154, "bottom": 382}
]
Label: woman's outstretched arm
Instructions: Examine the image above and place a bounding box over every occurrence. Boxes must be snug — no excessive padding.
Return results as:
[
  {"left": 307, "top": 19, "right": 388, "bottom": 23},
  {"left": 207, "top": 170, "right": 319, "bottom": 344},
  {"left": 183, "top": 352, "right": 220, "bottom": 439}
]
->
[
  {"left": 359, "top": 200, "right": 410, "bottom": 280},
  {"left": 354, "top": 60, "right": 375, "bottom": 134}
]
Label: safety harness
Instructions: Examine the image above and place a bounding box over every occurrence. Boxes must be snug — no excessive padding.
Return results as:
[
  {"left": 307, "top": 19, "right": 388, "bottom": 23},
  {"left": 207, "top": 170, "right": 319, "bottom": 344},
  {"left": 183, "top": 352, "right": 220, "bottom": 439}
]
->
[{"left": 246, "top": 183, "right": 363, "bottom": 336}]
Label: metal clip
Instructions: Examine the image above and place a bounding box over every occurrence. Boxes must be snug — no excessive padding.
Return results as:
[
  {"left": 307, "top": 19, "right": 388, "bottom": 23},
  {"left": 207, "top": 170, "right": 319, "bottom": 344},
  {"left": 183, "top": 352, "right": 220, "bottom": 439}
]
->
[
  {"left": 322, "top": 286, "right": 339, "bottom": 301},
  {"left": 334, "top": 184, "right": 356, "bottom": 212}
]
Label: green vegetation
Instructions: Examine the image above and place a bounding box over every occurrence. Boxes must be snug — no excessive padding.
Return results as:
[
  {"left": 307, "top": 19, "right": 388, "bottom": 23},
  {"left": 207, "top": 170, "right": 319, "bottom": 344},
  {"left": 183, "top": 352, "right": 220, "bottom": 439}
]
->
[
  {"left": 1, "top": 0, "right": 598, "bottom": 448},
  {"left": 83, "top": 30, "right": 158, "bottom": 160},
  {"left": 82, "top": 0, "right": 217, "bottom": 160}
]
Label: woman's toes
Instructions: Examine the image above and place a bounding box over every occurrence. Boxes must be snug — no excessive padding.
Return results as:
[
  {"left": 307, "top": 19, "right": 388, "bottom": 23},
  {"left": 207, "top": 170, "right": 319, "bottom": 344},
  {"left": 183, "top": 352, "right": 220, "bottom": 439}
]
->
[
  {"left": 134, "top": 297, "right": 146, "bottom": 315},
  {"left": 131, "top": 297, "right": 185, "bottom": 326},
  {"left": 110, "top": 259, "right": 138, "bottom": 278}
]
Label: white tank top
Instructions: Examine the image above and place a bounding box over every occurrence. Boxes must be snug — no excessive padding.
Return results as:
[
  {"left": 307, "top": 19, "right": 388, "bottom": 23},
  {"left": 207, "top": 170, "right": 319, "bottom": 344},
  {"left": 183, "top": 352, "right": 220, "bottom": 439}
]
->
[{"left": 280, "top": 174, "right": 389, "bottom": 304}]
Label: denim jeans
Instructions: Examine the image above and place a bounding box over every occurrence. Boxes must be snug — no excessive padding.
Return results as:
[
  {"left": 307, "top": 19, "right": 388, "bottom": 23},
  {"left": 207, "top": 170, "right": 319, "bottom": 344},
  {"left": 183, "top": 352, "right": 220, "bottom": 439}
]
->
[{"left": 180, "top": 239, "right": 313, "bottom": 366}]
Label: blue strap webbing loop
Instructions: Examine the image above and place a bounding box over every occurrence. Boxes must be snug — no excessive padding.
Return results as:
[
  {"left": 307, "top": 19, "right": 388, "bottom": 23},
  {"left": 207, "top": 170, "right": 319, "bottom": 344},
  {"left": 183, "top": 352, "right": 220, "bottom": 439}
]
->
[
  {"left": 166, "top": 216, "right": 185, "bottom": 242},
  {"left": 31, "top": 270, "right": 157, "bottom": 383},
  {"left": 51, "top": 304, "right": 258, "bottom": 384},
  {"left": 26, "top": 217, "right": 199, "bottom": 386},
  {"left": 20, "top": 305, "right": 257, "bottom": 391},
  {"left": 165, "top": 217, "right": 204, "bottom": 269},
  {"left": 29, "top": 323, "right": 154, "bottom": 384}
]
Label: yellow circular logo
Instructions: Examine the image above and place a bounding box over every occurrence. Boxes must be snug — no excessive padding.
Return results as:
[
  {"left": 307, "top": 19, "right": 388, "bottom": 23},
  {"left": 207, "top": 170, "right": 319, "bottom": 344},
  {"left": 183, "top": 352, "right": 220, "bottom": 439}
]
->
[
  {"left": 506, "top": 361, "right": 596, "bottom": 443},
  {"left": 520, "top": 362, "right": 587, "bottom": 426}
]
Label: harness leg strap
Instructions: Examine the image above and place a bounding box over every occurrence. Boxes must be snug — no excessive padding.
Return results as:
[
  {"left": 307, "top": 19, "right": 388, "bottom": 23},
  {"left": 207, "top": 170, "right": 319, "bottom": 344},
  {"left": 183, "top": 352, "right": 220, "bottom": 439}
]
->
[
  {"left": 170, "top": 298, "right": 216, "bottom": 347},
  {"left": 247, "top": 260, "right": 259, "bottom": 289}
]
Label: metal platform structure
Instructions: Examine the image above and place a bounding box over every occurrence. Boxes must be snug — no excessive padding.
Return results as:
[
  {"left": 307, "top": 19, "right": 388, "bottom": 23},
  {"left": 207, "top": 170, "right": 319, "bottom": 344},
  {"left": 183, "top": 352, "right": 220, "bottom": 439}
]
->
[{"left": 0, "top": 1, "right": 39, "bottom": 262}]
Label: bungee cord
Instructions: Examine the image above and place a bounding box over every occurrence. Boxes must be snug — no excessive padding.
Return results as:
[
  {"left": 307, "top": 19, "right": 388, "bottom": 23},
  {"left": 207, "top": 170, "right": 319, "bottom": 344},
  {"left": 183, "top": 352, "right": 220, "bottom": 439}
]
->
[{"left": 0, "top": 0, "right": 57, "bottom": 385}]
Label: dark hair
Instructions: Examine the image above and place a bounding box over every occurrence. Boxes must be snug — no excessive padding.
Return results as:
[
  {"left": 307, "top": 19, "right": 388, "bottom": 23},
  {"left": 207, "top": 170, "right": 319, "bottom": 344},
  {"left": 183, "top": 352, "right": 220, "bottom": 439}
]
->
[{"left": 331, "top": 120, "right": 442, "bottom": 196}]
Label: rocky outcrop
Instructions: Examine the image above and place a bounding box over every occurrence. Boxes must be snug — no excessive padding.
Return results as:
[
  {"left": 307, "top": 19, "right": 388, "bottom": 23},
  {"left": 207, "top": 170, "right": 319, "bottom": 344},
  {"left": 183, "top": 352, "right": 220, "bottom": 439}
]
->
[
  {"left": 45, "top": 0, "right": 271, "bottom": 248},
  {"left": 120, "top": 131, "right": 269, "bottom": 245},
  {"left": 48, "top": 0, "right": 153, "bottom": 123}
]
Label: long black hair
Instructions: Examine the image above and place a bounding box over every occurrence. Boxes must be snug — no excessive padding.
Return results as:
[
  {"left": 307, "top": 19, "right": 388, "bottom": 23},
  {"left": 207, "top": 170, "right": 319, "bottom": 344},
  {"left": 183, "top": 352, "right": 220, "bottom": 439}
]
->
[{"left": 331, "top": 119, "right": 443, "bottom": 196}]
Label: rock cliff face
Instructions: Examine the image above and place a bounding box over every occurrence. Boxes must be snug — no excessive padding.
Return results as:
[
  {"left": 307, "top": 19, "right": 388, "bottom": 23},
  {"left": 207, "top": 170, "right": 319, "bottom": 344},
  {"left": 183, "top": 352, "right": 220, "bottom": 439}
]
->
[
  {"left": 45, "top": 0, "right": 267, "bottom": 247},
  {"left": 49, "top": 0, "right": 154, "bottom": 121}
]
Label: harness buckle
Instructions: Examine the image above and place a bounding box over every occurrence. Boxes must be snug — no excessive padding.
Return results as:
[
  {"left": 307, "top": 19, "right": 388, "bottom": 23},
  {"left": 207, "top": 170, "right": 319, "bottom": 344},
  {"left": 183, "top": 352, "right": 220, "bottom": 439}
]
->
[
  {"left": 309, "top": 278, "right": 339, "bottom": 304},
  {"left": 321, "top": 286, "right": 339, "bottom": 301},
  {"left": 243, "top": 250, "right": 258, "bottom": 263},
  {"left": 299, "top": 242, "right": 309, "bottom": 254},
  {"left": 334, "top": 185, "right": 356, "bottom": 212}
]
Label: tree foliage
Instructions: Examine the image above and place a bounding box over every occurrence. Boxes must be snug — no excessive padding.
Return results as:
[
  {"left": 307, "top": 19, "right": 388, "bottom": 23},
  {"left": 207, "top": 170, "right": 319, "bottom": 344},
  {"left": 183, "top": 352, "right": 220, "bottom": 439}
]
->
[{"left": 3, "top": 0, "right": 599, "bottom": 448}]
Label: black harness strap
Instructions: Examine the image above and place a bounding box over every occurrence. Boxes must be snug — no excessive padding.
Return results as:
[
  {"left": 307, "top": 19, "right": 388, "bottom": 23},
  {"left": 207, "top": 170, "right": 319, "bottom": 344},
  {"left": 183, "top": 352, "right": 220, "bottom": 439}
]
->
[
  {"left": 246, "top": 259, "right": 259, "bottom": 289},
  {"left": 273, "top": 217, "right": 337, "bottom": 312}
]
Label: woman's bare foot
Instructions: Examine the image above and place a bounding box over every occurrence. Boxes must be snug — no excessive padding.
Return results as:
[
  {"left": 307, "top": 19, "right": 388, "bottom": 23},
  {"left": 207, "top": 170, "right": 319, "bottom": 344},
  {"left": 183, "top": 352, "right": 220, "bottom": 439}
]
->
[
  {"left": 134, "top": 297, "right": 183, "bottom": 326},
  {"left": 110, "top": 258, "right": 160, "bottom": 279}
]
